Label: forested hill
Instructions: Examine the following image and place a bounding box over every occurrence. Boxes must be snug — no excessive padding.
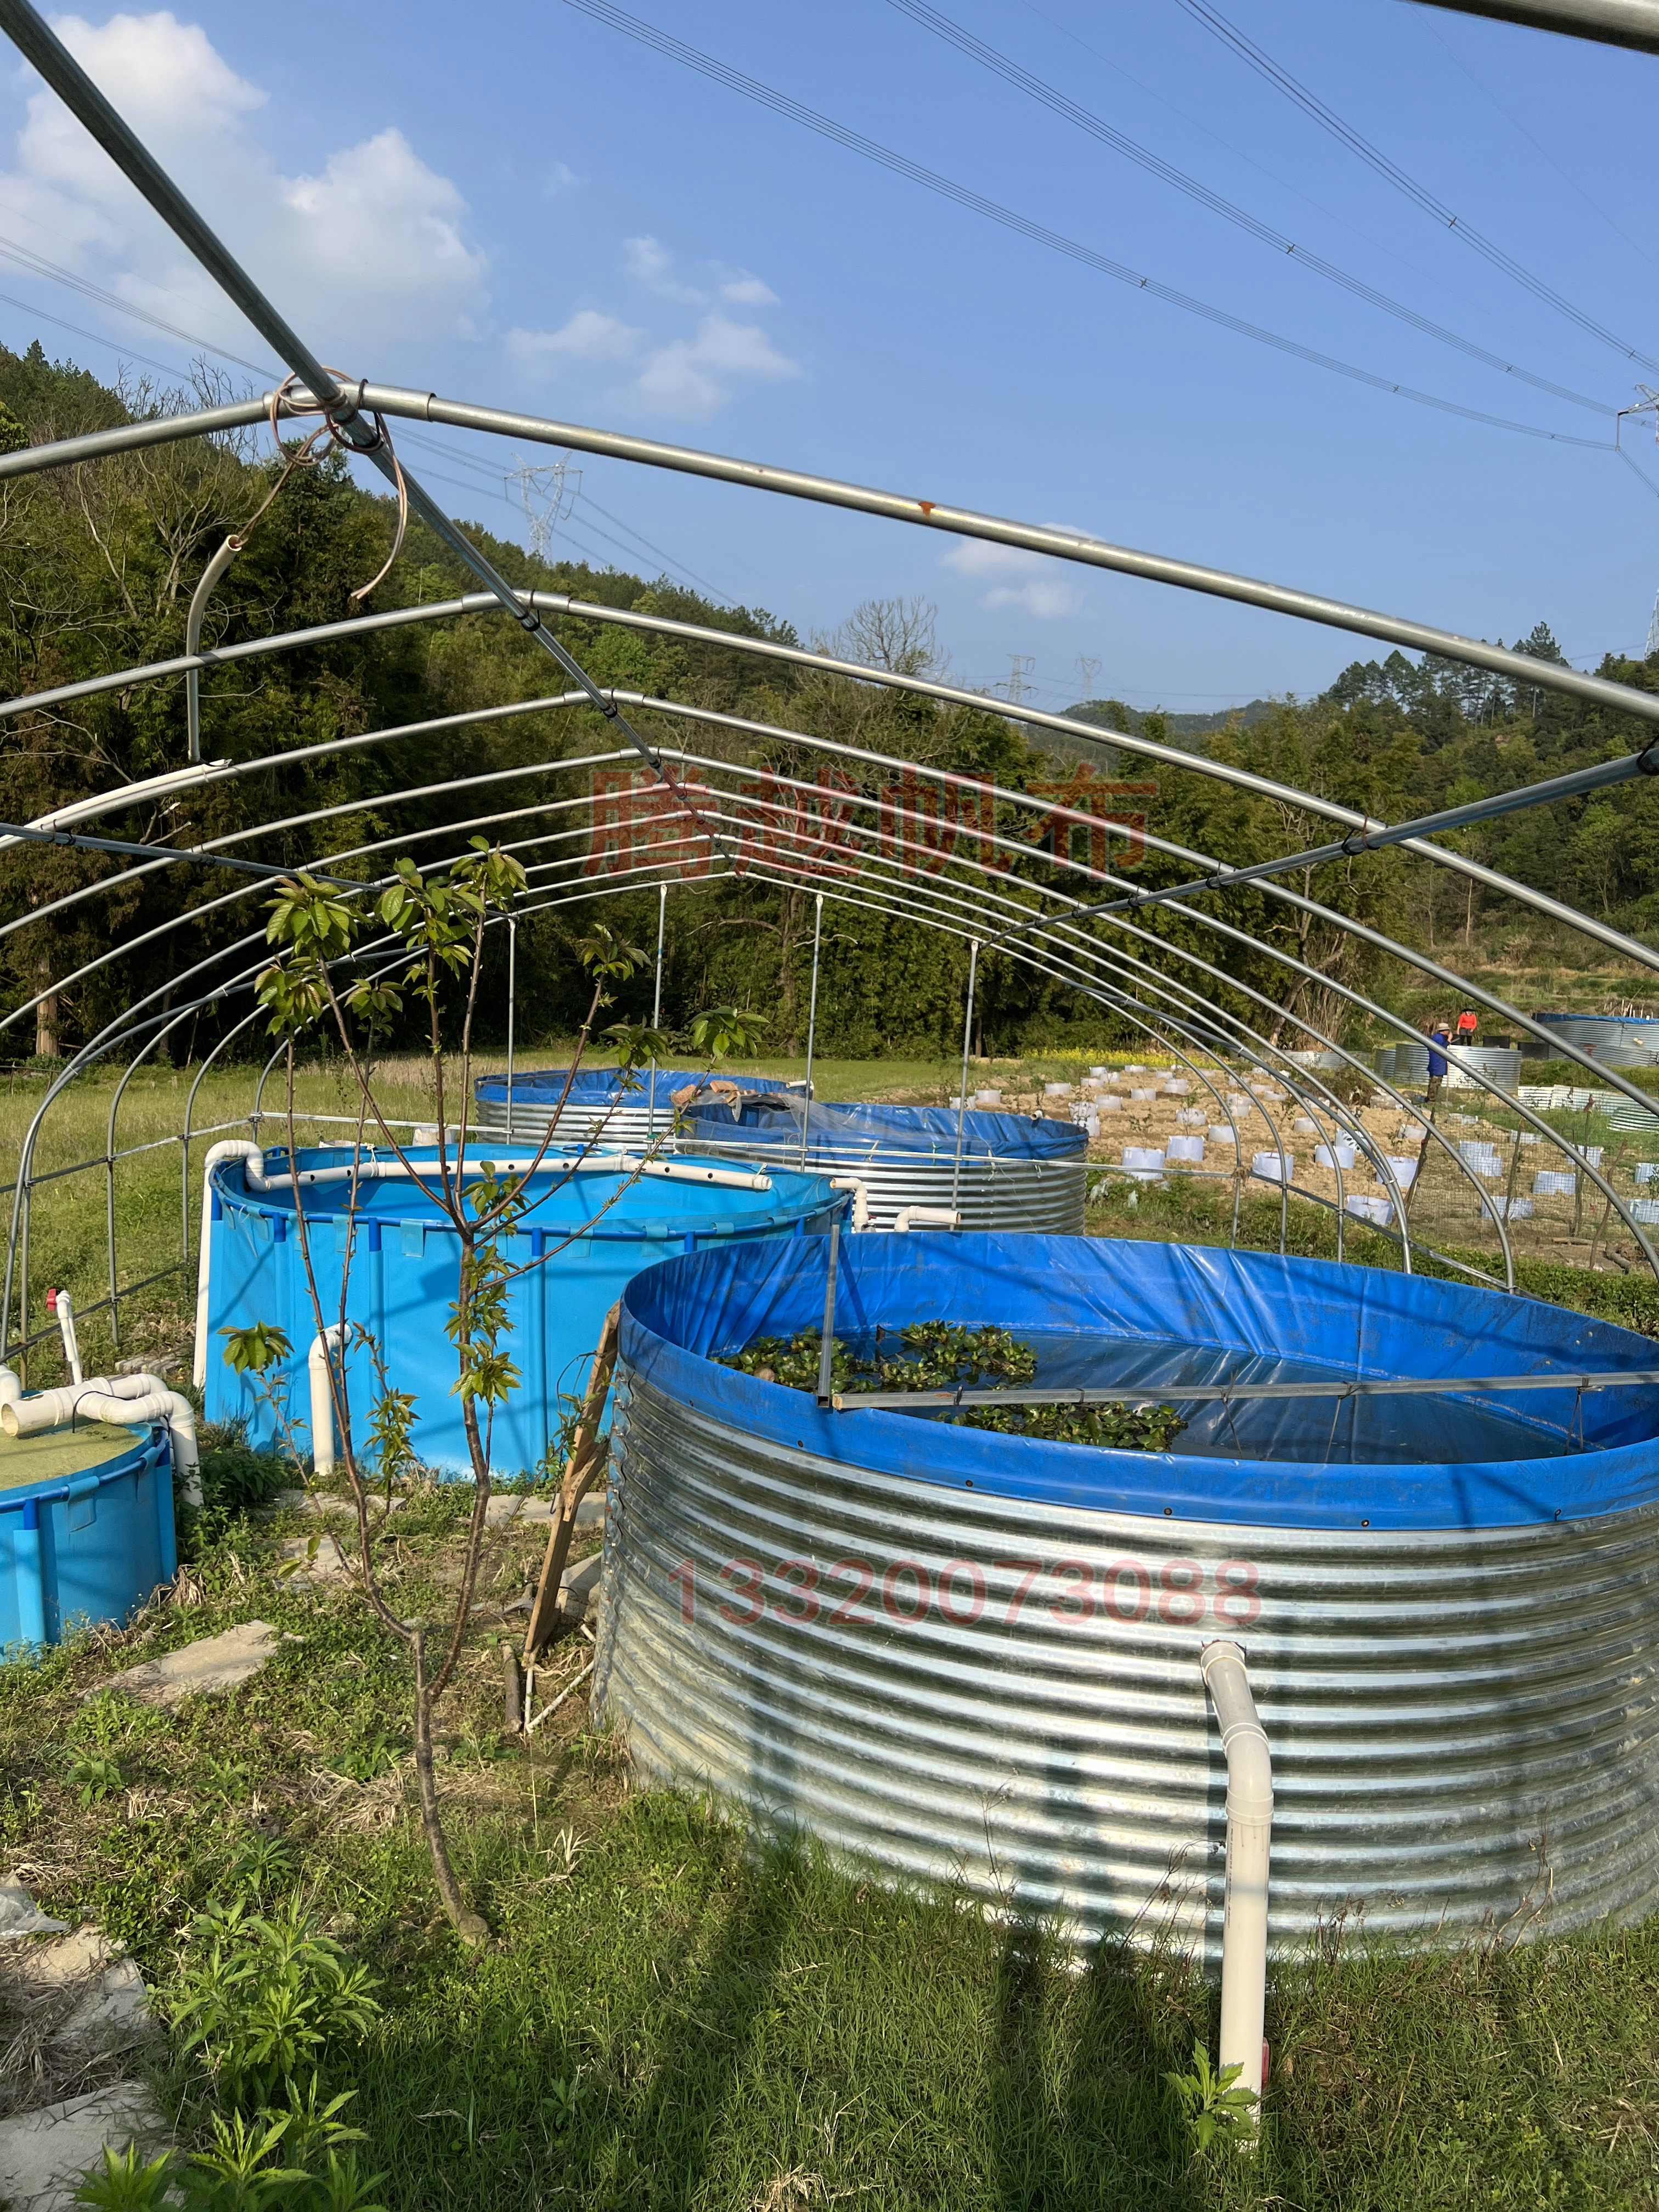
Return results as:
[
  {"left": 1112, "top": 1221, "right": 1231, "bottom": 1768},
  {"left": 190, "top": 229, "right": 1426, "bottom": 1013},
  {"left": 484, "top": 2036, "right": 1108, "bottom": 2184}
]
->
[{"left": 1, "top": 338, "right": 1656, "bottom": 1068}]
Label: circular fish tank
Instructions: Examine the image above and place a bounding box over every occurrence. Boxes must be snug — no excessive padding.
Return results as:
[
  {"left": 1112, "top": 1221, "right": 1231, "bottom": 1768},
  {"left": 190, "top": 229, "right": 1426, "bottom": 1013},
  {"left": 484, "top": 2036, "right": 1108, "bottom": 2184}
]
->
[
  {"left": 205, "top": 1145, "right": 849, "bottom": 1476},
  {"left": 596, "top": 1232, "right": 1659, "bottom": 1954},
  {"left": 473, "top": 1066, "right": 798, "bottom": 1147},
  {"left": 0, "top": 1421, "right": 175, "bottom": 1645},
  {"left": 1536, "top": 1014, "right": 1659, "bottom": 1067},
  {"left": 678, "top": 1094, "right": 1088, "bottom": 1233}
]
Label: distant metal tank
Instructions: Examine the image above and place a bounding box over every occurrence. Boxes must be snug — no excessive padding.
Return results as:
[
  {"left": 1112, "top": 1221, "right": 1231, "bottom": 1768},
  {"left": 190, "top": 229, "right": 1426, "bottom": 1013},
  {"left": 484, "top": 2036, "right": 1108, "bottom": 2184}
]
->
[
  {"left": 1445, "top": 1045, "right": 1521, "bottom": 1093},
  {"left": 1536, "top": 1014, "right": 1659, "bottom": 1067},
  {"left": 1372, "top": 1046, "right": 1398, "bottom": 1081},
  {"left": 677, "top": 1094, "right": 1088, "bottom": 1233},
  {"left": 473, "top": 1067, "right": 798, "bottom": 1148},
  {"left": 598, "top": 1233, "right": 1659, "bottom": 1957}
]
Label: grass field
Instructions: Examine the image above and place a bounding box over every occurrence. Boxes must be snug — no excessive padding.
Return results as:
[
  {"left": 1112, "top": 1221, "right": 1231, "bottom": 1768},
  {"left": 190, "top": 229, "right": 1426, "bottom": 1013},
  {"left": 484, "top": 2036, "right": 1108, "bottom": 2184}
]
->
[{"left": 5, "top": 1488, "right": 1659, "bottom": 2212}]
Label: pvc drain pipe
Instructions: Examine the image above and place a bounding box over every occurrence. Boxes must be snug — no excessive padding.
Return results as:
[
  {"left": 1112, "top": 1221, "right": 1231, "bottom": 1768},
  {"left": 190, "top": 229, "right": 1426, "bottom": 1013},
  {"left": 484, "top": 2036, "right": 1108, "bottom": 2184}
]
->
[
  {"left": 238, "top": 1146, "right": 772, "bottom": 1195},
  {"left": 1200, "top": 1638, "right": 1273, "bottom": 2132},
  {"left": 894, "top": 1205, "right": 961, "bottom": 1232},
  {"left": 308, "top": 1324, "right": 348, "bottom": 1480},
  {"left": 830, "top": 1176, "right": 872, "bottom": 1230},
  {"left": 1, "top": 1373, "right": 200, "bottom": 1505},
  {"left": 47, "top": 1289, "right": 82, "bottom": 1384}
]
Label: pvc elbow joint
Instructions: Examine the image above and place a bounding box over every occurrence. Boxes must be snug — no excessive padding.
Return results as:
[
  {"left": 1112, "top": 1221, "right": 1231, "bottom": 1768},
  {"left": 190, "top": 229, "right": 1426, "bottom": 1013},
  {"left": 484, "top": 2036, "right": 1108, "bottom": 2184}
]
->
[
  {"left": 894, "top": 1205, "right": 961, "bottom": 1234},
  {"left": 1201, "top": 1639, "right": 1274, "bottom": 1821},
  {"left": 828, "top": 1176, "right": 871, "bottom": 1231},
  {"left": 0, "top": 1378, "right": 200, "bottom": 1505}
]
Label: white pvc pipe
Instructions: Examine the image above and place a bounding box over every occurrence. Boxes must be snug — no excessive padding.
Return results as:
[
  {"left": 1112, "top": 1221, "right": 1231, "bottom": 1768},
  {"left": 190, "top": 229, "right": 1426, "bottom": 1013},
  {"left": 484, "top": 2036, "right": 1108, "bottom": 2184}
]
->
[
  {"left": 0, "top": 1364, "right": 21, "bottom": 1407},
  {"left": 1200, "top": 1638, "right": 1273, "bottom": 2133},
  {"left": 308, "top": 1324, "right": 347, "bottom": 1480},
  {"left": 829, "top": 1175, "right": 872, "bottom": 1231},
  {"left": 893, "top": 1205, "right": 962, "bottom": 1233},
  {"left": 48, "top": 1288, "right": 82, "bottom": 1385},
  {"left": 193, "top": 1140, "right": 262, "bottom": 1387},
  {"left": 1, "top": 1374, "right": 200, "bottom": 1506},
  {"left": 238, "top": 1147, "right": 773, "bottom": 1194}
]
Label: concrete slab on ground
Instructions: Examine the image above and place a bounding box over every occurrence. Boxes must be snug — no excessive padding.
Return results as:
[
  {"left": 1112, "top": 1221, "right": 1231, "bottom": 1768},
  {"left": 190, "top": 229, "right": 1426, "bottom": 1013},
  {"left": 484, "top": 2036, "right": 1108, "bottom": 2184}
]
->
[
  {"left": 0, "top": 2084, "right": 169, "bottom": 2212},
  {"left": 0, "top": 1926, "right": 149, "bottom": 2047},
  {"left": 485, "top": 1492, "right": 604, "bottom": 1530},
  {"left": 275, "top": 1534, "right": 349, "bottom": 1589},
  {"left": 560, "top": 1551, "right": 603, "bottom": 1624},
  {"left": 84, "top": 1621, "right": 286, "bottom": 1709}
]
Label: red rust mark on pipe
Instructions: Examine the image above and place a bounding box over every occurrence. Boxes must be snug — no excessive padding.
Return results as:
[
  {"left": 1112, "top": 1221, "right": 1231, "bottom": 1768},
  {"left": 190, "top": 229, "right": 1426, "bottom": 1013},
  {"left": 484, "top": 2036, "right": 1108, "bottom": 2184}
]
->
[{"left": 918, "top": 500, "right": 935, "bottom": 515}]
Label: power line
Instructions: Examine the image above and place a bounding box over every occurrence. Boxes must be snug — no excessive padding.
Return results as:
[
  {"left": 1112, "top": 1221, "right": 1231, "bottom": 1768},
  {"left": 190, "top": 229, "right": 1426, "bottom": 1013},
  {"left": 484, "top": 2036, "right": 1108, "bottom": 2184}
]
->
[
  {"left": 389, "top": 425, "right": 734, "bottom": 602},
  {"left": 887, "top": 0, "right": 1611, "bottom": 416},
  {"left": 0, "top": 292, "right": 196, "bottom": 385},
  {"left": 560, "top": 0, "right": 1613, "bottom": 449},
  {"left": 1170, "top": 0, "right": 1659, "bottom": 371},
  {"left": 1416, "top": 10, "right": 1659, "bottom": 275},
  {"left": 574, "top": 489, "right": 739, "bottom": 607},
  {"left": 0, "top": 239, "right": 739, "bottom": 608},
  {"left": 0, "top": 232, "right": 275, "bottom": 375}
]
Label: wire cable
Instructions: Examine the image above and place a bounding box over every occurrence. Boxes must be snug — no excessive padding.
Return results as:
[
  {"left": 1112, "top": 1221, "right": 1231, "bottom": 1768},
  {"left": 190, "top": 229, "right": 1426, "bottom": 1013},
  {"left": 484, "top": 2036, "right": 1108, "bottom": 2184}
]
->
[
  {"left": 390, "top": 424, "right": 736, "bottom": 600},
  {"left": 1416, "top": 10, "right": 1659, "bottom": 274},
  {"left": 0, "top": 232, "right": 276, "bottom": 375},
  {"left": 887, "top": 0, "right": 1611, "bottom": 416},
  {"left": 1170, "top": 0, "right": 1659, "bottom": 371},
  {"left": 558, "top": 0, "right": 1612, "bottom": 448}
]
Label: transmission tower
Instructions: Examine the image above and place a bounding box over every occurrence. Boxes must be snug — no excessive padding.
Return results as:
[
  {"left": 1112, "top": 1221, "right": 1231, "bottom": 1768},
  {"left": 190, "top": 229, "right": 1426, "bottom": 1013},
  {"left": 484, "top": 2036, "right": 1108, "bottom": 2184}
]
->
[
  {"left": 505, "top": 454, "right": 580, "bottom": 561},
  {"left": 1647, "top": 583, "right": 1659, "bottom": 662},
  {"left": 1075, "top": 653, "right": 1101, "bottom": 699},
  {"left": 1003, "top": 653, "right": 1036, "bottom": 707}
]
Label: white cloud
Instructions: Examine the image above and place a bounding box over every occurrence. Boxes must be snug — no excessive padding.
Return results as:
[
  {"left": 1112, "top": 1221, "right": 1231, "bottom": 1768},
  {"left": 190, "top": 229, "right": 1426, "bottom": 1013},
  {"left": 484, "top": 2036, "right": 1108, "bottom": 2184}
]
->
[
  {"left": 633, "top": 311, "right": 800, "bottom": 418},
  {"left": 543, "top": 161, "right": 582, "bottom": 195},
  {"left": 507, "top": 309, "right": 643, "bottom": 365},
  {"left": 941, "top": 533, "right": 1085, "bottom": 620},
  {"left": 623, "top": 232, "right": 707, "bottom": 304},
  {"left": 0, "top": 10, "right": 489, "bottom": 355},
  {"left": 622, "top": 234, "right": 672, "bottom": 286},
  {"left": 512, "top": 234, "right": 794, "bottom": 417},
  {"left": 719, "top": 272, "right": 777, "bottom": 306}
]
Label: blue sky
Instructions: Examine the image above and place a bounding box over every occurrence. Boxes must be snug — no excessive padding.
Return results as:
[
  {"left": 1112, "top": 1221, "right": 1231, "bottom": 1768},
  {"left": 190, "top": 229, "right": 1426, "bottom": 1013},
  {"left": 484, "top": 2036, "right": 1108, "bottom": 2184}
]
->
[{"left": 0, "top": 0, "right": 1654, "bottom": 713}]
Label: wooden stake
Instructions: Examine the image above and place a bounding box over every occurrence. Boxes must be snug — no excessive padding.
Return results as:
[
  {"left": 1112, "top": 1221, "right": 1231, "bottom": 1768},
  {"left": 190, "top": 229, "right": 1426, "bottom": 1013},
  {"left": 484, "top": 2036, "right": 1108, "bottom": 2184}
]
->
[{"left": 523, "top": 1301, "right": 620, "bottom": 1663}]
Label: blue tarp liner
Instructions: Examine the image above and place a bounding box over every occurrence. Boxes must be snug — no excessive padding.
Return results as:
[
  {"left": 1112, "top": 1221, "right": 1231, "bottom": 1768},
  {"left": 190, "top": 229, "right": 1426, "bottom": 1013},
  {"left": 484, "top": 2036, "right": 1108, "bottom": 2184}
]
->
[
  {"left": 206, "top": 1145, "right": 847, "bottom": 1475},
  {"left": 475, "top": 1067, "right": 793, "bottom": 1108},
  {"left": 620, "top": 1233, "right": 1659, "bottom": 1530},
  {"left": 680, "top": 1094, "right": 1088, "bottom": 1161}
]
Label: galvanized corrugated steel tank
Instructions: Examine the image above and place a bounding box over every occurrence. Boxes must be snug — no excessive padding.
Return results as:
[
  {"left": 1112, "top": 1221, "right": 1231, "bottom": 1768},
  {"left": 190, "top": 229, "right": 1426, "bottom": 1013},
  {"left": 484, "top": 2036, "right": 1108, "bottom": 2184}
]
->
[
  {"left": 596, "top": 1234, "right": 1659, "bottom": 1960},
  {"left": 472, "top": 1068, "right": 798, "bottom": 1148},
  {"left": 678, "top": 1096, "right": 1089, "bottom": 1234},
  {"left": 1536, "top": 1014, "right": 1659, "bottom": 1066}
]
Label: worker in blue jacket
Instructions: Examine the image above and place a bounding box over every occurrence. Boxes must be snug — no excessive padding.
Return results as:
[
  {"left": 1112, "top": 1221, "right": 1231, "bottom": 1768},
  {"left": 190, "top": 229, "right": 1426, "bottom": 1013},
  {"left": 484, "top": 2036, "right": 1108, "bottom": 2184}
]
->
[{"left": 1425, "top": 1018, "right": 1451, "bottom": 1108}]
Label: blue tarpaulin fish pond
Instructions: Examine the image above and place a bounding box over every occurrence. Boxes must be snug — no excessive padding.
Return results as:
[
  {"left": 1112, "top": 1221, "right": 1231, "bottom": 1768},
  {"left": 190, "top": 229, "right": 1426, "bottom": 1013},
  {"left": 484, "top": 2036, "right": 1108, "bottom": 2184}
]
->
[{"left": 619, "top": 1233, "right": 1659, "bottom": 1531}]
